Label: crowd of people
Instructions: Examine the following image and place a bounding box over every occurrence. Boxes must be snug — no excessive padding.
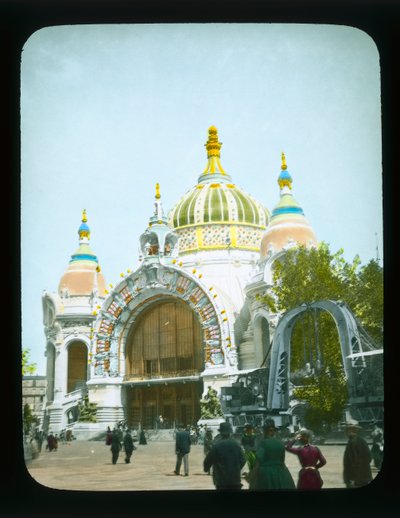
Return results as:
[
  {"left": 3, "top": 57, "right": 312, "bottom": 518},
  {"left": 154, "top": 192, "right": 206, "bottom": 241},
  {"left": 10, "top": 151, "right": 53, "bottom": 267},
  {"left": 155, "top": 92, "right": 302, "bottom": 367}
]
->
[
  {"left": 32, "top": 415, "right": 382, "bottom": 491},
  {"left": 167, "top": 416, "right": 382, "bottom": 491}
]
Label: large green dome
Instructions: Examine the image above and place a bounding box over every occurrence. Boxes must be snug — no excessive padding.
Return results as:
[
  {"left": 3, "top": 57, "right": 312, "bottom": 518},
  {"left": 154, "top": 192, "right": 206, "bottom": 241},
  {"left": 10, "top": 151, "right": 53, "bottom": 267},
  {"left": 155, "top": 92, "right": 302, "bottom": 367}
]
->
[
  {"left": 168, "top": 127, "right": 270, "bottom": 254},
  {"left": 171, "top": 181, "right": 268, "bottom": 228}
]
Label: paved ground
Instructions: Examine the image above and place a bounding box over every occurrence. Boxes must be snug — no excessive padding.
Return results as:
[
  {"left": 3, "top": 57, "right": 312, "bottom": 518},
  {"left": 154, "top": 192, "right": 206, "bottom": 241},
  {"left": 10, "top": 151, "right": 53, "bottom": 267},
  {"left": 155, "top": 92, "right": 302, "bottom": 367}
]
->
[{"left": 25, "top": 439, "right": 380, "bottom": 492}]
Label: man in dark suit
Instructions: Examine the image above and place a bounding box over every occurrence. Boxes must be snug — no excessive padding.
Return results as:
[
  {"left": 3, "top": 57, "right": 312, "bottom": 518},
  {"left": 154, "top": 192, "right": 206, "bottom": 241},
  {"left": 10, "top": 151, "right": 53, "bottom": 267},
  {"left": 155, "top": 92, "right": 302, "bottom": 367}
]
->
[
  {"left": 174, "top": 424, "right": 191, "bottom": 476},
  {"left": 203, "top": 422, "right": 246, "bottom": 490},
  {"left": 343, "top": 419, "right": 372, "bottom": 488}
]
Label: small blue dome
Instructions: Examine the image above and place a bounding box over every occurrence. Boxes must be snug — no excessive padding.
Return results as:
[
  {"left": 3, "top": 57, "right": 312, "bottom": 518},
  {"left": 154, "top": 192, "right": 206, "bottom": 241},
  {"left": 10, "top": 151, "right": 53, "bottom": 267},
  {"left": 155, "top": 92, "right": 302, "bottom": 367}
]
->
[
  {"left": 78, "top": 222, "right": 90, "bottom": 233},
  {"left": 278, "top": 170, "right": 292, "bottom": 181}
]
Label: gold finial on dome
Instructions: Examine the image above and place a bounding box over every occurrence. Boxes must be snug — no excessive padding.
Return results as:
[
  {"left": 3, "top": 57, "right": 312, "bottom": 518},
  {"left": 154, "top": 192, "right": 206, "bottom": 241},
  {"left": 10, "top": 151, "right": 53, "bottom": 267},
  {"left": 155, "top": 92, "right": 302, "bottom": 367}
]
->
[
  {"left": 202, "top": 126, "right": 226, "bottom": 175},
  {"left": 281, "top": 152, "right": 287, "bottom": 170},
  {"left": 205, "top": 126, "right": 222, "bottom": 159},
  {"left": 155, "top": 182, "right": 161, "bottom": 199},
  {"left": 78, "top": 209, "right": 90, "bottom": 240},
  {"left": 278, "top": 152, "right": 293, "bottom": 190}
]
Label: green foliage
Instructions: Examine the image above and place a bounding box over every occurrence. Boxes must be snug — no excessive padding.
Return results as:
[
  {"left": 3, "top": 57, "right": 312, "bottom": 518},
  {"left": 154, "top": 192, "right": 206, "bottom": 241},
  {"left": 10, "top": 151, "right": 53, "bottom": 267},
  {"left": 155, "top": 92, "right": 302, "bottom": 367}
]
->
[
  {"left": 23, "top": 403, "right": 39, "bottom": 436},
  {"left": 265, "top": 242, "right": 383, "bottom": 344},
  {"left": 22, "top": 348, "right": 37, "bottom": 376},
  {"left": 293, "top": 369, "right": 348, "bottom": 433},
  {"left": 200, "top": 387, "right": 224, "bottom": 418},
  {"left": 78, "top": 396, "right": 97, "bottom": 422},
  {"left": 261, "top": 242, "right": 383, "bottom": 429}
]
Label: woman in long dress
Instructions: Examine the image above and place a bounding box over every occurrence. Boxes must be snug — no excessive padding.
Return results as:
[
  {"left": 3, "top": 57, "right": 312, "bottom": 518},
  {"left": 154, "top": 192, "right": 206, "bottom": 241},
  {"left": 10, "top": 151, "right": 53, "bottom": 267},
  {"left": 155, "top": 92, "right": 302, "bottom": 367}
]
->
[
  {"left": 249, "top": 419, "right": 295, "bottom": 490},
  {"left": 285, "top": 429, "right": 326, "bottom": 489}
]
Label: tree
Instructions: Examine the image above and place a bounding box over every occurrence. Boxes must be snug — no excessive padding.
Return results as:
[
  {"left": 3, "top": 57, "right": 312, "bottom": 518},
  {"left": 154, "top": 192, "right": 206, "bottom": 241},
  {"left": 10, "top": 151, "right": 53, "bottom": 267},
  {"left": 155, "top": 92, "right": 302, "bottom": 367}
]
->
[
  {"left": 200, "top": 387, "right": 224, "bottom": 419},
  {"left": 261, "top": 242, "right": 383, "bottom": 429},
  {"left": 23, "top": 403, "right": 39, "bottom": 436},
  {"left": 22, "top": 348, "right": 37, "bottom": 376}
]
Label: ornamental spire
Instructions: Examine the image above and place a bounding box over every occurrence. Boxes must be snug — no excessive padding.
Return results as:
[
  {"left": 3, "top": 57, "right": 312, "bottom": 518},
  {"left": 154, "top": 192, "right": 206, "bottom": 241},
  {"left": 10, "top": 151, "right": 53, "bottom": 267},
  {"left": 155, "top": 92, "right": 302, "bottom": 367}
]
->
[
  {"left": 78, "top": 209, "right": 91, "bottom": 242},
  {"left": 278, "top": 152, "right": 293, "bottom": 190},
  {"left": 281, "top": 152, "right": 287, "bottom": 170},
  {"left": 202, "top": 126, "right": 226, "bottom": 175},
  {"left": 151, "top": 183, "right": 166, "bottom": 224}
]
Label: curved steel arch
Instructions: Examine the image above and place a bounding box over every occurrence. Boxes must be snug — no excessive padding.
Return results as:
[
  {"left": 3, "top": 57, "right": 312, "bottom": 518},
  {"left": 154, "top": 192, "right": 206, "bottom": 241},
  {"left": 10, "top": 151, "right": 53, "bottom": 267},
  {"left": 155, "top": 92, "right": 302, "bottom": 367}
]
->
[{"left": 267, "top": 300, "right": 367, "bottom": 410}]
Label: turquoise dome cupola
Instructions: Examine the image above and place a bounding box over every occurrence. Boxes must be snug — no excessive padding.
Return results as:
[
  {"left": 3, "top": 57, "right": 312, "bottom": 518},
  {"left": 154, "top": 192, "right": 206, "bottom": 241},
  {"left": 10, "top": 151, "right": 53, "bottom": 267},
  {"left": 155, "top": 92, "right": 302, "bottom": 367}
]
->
[
  {"left": 70, "top": 209, "right": 99, "bottom": 264},
  {"left": 58, "top": 209, "right": 107, "bottom": 297},
  {"left": 260, "top": 153, "right": 317, "bottom": 259}
]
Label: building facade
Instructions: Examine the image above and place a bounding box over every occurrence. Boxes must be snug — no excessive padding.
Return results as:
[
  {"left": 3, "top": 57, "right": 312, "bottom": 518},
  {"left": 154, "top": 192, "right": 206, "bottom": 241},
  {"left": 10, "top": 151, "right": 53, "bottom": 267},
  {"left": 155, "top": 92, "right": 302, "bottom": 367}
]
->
[{"left": 42, "top": 127, "right": 318, "bottom": 435}]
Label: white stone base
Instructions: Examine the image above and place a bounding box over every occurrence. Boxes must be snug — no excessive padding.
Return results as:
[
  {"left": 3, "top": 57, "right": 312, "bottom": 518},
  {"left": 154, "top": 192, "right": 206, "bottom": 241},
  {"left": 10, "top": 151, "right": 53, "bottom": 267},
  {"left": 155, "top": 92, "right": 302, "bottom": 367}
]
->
[
  {"left": 197, "top": 418, "right": 226, "bottom": 435},
  {"left": 70, "top": 422, "right": 108, "bottom": 440}
]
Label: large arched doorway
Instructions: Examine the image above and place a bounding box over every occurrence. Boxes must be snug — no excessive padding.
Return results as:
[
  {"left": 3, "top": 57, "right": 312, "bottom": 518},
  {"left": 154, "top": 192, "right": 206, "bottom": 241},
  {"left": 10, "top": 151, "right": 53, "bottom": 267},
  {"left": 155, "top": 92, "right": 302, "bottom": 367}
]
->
[
  {"left": 125, "top": 299, "right": 204, "bottom": 429},
  {"left": 67, "top": 341, "right": 88, "bottom": 393}
]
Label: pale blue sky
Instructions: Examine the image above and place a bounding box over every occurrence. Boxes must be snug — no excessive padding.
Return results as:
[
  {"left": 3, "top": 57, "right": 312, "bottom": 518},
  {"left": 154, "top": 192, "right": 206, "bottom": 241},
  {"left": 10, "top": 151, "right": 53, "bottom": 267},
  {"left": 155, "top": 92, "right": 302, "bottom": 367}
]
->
[{"left": 21, "top": 24, "right": 383, "bottom": 375}]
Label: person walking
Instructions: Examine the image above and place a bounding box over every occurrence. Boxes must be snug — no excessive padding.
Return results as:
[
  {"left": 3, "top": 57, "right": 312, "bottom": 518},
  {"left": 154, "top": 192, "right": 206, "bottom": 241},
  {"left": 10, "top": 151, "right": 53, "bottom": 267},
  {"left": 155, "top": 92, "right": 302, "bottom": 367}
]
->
[
  {"left": 241, "top": 424, "right": 257, "bottom": 452},
  {"left": 285, "top": 429, "right": 327, "bottom": 489},
  {"left": 139, "top": 429, "right": 147, "bottom": 445},
  {"left": 110, "top": 428, "right": 122, "bottom": 465},
  {"left": 46, "top": 432, "right": 57, "bottom": 452},
  {"left": 249, "top": 418, "right": 295, "bottom": 490},
  {"left": 174, "top": 424, "right": 191, "bottom": 476},
  {"left": 105, "top": 426, "right": 112, "bottom": 446},
  {"left": 370, "top": 421, "right": 384, "bottom": 470},
  {"left": 203, "top": 429, "right": 214, "bottom": 475},
  {"left": 66, "top": 429, "right": 73, "bottom": 444},
  {"left": 123, "top": 430, "right": 135, "bottom": 464},
  {"left": 343, "top": 419, "right": 372, "bottom": 488},
  {"left": 198, "top": 425, "right": 206, "bottom": 446},
  {"left": 203, "top": 422, "right": 246, "bottom": 491}
]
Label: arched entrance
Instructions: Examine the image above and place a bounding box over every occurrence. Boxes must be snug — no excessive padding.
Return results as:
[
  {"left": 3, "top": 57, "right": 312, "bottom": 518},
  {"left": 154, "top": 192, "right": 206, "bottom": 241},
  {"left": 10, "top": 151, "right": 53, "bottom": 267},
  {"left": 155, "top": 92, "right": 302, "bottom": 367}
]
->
[
  {"left": 125, "top": 298, "right": 204, "bottom": 429},
  {"left": 67, "top": 341, "right": 88, "bottom": 393}
]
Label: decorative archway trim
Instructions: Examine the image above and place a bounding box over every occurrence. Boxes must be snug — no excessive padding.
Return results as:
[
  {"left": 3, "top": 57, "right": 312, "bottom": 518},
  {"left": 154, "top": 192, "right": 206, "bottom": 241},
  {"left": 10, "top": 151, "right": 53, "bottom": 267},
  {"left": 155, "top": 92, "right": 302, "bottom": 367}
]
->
[{"left": 91, "top": 263, "right": 235, "bottom": 378}]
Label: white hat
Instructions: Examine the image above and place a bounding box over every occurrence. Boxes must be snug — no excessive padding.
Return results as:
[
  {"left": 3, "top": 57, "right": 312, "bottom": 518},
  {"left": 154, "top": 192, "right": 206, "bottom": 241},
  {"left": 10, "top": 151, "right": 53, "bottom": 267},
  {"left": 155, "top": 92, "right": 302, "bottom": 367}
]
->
[{"left": 346, "top": 419, "right": 361, "bottom": 429}]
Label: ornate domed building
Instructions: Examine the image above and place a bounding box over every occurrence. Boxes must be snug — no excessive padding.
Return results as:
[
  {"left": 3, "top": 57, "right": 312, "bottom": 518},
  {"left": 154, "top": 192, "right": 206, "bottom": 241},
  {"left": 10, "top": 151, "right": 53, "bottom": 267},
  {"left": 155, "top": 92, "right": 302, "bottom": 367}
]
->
[{"left": 42, "top": 127, "right": 318, "bottom": 436}]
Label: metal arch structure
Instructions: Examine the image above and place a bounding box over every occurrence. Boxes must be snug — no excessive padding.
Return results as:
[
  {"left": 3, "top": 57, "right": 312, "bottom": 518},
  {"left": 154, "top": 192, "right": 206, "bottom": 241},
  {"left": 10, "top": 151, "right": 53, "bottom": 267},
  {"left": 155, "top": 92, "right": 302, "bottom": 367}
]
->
[{"left": 267, "top": 300, "right": 380, "bottom": 411}]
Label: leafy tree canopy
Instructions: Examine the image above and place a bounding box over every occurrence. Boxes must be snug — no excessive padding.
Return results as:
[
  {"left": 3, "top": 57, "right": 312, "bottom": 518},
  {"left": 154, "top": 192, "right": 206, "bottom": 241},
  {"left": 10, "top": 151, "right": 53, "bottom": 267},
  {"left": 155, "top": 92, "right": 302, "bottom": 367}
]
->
[
  {"left": 22, "top": 348, "right": 37, "bottom": 376},
  {"left": 264, "top": 242, "right": 383, "bottom": 346},
  {"left": 261, "top": 242, "right": 383, "bottom": 431}
]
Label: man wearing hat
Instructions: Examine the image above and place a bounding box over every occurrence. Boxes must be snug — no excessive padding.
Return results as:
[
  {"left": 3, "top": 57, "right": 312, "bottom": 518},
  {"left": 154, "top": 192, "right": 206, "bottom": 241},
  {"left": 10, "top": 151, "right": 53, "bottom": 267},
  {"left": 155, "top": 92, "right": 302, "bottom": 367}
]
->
[
  {"left": 343, "top": 419, "right": 372, "bottom": 488},
  {"left": 203, "top": 422, "right": 246, "bottom": 490},
  {"left": 174, "top": 424, "right": 191, "bottom": 476}
]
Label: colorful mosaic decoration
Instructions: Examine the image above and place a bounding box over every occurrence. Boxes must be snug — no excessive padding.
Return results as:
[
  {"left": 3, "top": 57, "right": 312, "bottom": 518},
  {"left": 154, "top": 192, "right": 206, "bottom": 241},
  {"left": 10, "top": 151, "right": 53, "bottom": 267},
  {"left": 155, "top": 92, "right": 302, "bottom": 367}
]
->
[{"left": 91, "top": 263, "right": 232, "bottom": 376}]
